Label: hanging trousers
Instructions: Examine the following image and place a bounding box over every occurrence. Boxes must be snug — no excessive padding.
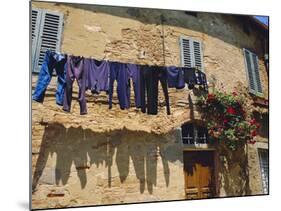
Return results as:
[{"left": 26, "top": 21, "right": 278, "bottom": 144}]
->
[
  {"left": 127, "top": 63, "right": 141, "bottom": 108},
  {"left": 140, "top": 65, "right": 171, "bottom": 115},
  {"left": 108, "top": 62, "right": 130, "bottom": 110},
  {"left": 63, "top": 56, "right": 87, "bottom": 115},
  {"left": 32, "top": 50, "right": 67, "bottom": 105},
  {"left": 183, "top": 67, "right": 197, "bottom": 89}
]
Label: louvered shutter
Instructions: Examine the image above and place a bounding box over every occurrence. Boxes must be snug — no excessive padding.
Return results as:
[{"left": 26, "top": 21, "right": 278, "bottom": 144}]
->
[
  {"left": 180, "top": 38, "right": 192, "bottom": 67},
  {"left": 180, "top": 37, "right": 204, "bottom": 71},
  {"left": 193, "top": 40, "right": 203, "bottom": 70},
  {"left": 258, "top": 149, "right": 269, "bottom": 194},
  {"left": 244, "top": 49, "right": 256, "bottom": 93},
  {"left": 252, "top": 53, "right": 263, "bottom": 93},
  {"left": 31, "top": 8, "right": 42, "bottom": 71},
  {"left": 33, "top": 10, "right": 64, "bottom": 73},
  {"left": 243, "top": 49, "right": 263, "bottom": 96}
]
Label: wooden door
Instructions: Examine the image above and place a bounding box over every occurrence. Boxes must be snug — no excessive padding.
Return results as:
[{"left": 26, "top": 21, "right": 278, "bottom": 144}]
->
[{"left": 184, "top": 151, "right": 215, "bottom": 199}]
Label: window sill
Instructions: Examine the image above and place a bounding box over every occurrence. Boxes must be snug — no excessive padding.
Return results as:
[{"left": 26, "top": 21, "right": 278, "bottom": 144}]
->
[
  {"left": 251, "top": 95, "right": 269, "bottom": 107},
  {"left": 182, "top": 144, "right": 215, "bottom": 150}
]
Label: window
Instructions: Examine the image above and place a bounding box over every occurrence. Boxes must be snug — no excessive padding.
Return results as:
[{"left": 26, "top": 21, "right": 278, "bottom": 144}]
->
[
  {"left": 180, "top": 37, "right": 204, "bottom": 71},
  {"left": 181, "top": 123, "right": 209, "bottom": 145},
  {"left": 32, "top": 8, "right": 64, "bottom": 73},
  {"left": 253, "top": 112, "right": 269, "bottom": 138},
  {"left": 258, "top": 149, "right": 269, "bottom": 194},
  {"left": 243, "top": 49, "right": 263, "bottom": 96}
]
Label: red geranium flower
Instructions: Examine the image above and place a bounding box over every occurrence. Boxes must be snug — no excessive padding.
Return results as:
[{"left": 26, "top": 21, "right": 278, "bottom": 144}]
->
[
  {"left": 232, "top": 91, "right": 238, "bottom": 96},
  {"left": 250, "top": 119, "right": 257, "bottom": 125},
  {"left": 207, "top": 93, "right": 215, "bottom": 102},
  {"left": 251, "top": 130, "right": 257, "bottom": 137},
  {"left": 207, "top": 93, "right": 214, "bottom": 98},
  {"left": 255, "top": 123, "right": 260, "bottom": 129},
  {"left": 227, "top": 107, "right": 236, "bottom": 115}
]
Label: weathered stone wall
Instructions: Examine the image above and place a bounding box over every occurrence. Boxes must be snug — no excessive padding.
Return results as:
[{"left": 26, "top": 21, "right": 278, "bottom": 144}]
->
[
  {"left": 31, "top": 1, "right": 269, "bottom": 209},
  {"left": 247, "top": 113, "right": 269, "bottom": 195},
  {"left": 217, "top": 144, "right": 250, "bottom": 197},
  {"left": 32, "top": 123, "right": 185, "bottom": 209},
  {"left": 31, "top": 74, "right": 189, "bottom": 209}
]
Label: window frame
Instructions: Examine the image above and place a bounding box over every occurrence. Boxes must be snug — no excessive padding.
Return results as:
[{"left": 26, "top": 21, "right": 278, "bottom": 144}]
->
[
  {"left": 31, "top": 8, "right": 64, "bottom": 73},
  {"left": 243, "top": 48, "right": 263, "bottom": 97},
  {"left": 179, "top": 36, "right": 204, "bottom": 72},
  {"left": 258, "top": 148, "right": 269, "bottom": 194},
  {"left": 31, "top": 8, "right": 43, "bottom": 72},
  {"left": 181, "top": 123, "right": 210, "bottom": 148}
]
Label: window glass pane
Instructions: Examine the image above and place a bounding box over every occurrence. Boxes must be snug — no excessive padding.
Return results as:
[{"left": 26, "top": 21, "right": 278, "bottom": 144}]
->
[
  {"left": 258, "top": 149, "right": 269, "bottom": 194},
  {"left": 181, "top": 123, "right": 194, "bottom": 144},
  {"left": 196, "top": 126, "right": 208, "bottom": 144},
  {"left": 181, "top": 124, "right": 209, "bottom": 145}
]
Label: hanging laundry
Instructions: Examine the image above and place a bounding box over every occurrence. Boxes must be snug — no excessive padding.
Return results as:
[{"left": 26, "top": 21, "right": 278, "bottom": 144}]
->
[
  {"left": 32, "top": 50, "right": 67, "bottom": 106},
  {"left": 33, "top": 51, "right": 209, "bottom": 115},
  {"left": 63, "top": 55, "right": 88, "bottom": 115},
  {"left": 180, "top": 67, "right": 208, "bottom": 91},
  {"left": 127, "top": 63, "right": 141, "bottom": 108},
  {"left": 86, "top": 59, "right": 110, "bottom": 94},
  {"left": 108, "top": 62, "right": 130, "bottom": 110},
  {"left": 166, "top": 66, "right": 185, "bottom": 89},
  {"left": 195, "top": 70, "right": 208, "bottom": 92},
  {"left": 140, "top": 65, "right": 171, "bottom": 115},
  {"left": 183, "top": 67, "right": 197, "bottom": 90}
]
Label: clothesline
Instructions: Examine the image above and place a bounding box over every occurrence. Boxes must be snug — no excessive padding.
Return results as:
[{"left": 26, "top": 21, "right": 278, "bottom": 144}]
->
[
  {"left": 32, "top": 50, "right": 208, "bottom": 116},
  {"left": 56, "top": 50, "right": 172, "bottom": 68},
  {"left": 43, "top": 48, "right": 204, "bottom": 71}
]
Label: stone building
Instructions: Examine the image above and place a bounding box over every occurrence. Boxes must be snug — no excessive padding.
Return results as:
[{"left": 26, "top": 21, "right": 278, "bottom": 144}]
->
[{"left": 31, "top": 1, "right": 269, "bottom": 209}]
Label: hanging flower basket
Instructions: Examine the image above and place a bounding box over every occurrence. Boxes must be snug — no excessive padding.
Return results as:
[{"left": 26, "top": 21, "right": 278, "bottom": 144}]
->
[{"left": 197, "top": 90, "right": 260, "bottom": 151}]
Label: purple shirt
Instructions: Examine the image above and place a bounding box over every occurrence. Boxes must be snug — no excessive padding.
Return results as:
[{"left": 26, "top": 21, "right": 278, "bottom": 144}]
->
[{"left": 87, "top": 59, "right": 110, "bottom": 94}]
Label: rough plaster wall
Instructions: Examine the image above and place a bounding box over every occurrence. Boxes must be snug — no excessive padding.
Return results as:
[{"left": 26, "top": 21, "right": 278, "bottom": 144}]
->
[
  {"left": 247, "top": 114, "right": 269, "bottom": 195},
  {"left": 31, "top": 1, "right": 269, "bottom": 208},
  {"left": 31, "top": 75, "right": 189, "bottom": 209},
  {"left": 217, "top": 145, "right": 250, "bottom": 197},
  {"left": 32, "top": 123, "right": 185, "bottom": 209},
  {"left": 247, "top": 144, "right": 264, "bottom": 195}
]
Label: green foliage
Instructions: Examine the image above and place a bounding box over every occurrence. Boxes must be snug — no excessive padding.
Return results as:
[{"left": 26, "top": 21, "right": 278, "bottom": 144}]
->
[{"left": 197, "top": 90, "right": 259, "bottom": 151}]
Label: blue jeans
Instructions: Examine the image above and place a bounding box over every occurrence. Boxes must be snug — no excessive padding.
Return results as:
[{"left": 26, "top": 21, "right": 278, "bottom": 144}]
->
[{"left": 32, "top": 50, "right": 67, "bottom": 105}]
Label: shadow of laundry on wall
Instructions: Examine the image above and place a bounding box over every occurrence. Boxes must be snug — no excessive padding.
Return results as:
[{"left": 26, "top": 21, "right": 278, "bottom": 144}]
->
[{"left": 32, "top": 122, "right": 183, "bottom": 194}]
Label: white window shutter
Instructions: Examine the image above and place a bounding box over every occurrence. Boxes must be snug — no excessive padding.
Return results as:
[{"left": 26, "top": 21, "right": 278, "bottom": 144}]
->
[
  {"left": 243, "top": 49, "right": 256, "bottom": 93},
  {"left": 252, "top": 53, "right": 263, "bottom": 94},
  {"left": 180, "top": 37, "right": 204, "bottom": 71},
  {"left": 33, "top": 10, "right": 64, "bottom": 73},
  {"left": 180, "top": 37, "right": 193, "bottom": 68},
  {"left": 193, "top": 40, "right": 204, "bottom": 71},
  {"left": 31, "top": 8, "right": 42, "bottom": 72},
  {"left": 243, "top": 49, "right": 263, "bottom": 95}
]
